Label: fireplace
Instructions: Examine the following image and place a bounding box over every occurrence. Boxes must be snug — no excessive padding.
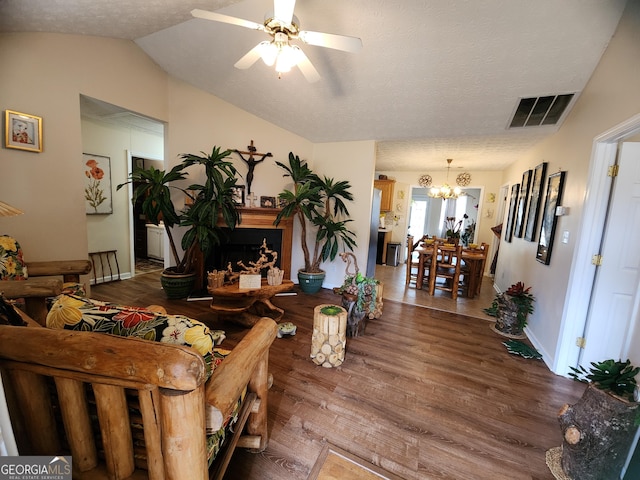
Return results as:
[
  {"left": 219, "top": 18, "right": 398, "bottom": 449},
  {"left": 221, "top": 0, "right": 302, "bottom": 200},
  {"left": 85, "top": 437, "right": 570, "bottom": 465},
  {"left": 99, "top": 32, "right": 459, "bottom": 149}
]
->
[{"left": 211, "top": 207, "right": 293, "bottom": 279}]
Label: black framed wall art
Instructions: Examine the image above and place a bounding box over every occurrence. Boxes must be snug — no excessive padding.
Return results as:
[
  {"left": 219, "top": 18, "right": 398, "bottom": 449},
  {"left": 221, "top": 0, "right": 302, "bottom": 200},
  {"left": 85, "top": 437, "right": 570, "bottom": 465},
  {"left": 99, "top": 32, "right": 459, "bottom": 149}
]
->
[
  {"left": 536, "top": 171, "right": 566, "bottom": 265},
  {"left": 513, "top": 169, "right": 532, "bottom": 238},
  {"left": 504, "top": 183, "right": 520, "bottom": 243},
  {"left": 524, "top": 162, "right": 548, "bottom": 241}
]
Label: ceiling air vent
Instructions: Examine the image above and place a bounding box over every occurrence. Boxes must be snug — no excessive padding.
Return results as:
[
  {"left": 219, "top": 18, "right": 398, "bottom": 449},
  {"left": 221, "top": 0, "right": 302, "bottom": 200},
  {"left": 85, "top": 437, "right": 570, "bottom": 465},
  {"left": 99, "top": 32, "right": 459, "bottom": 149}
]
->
[{"left": 509, "top": 93, "right": 575, "bottom": 128}]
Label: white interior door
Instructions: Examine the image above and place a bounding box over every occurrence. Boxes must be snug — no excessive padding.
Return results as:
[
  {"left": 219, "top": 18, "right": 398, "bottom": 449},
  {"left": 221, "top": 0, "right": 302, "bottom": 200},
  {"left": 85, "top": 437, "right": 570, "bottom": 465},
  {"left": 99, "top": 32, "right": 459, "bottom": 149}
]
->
[{"left": 579, "top": 142, "right": 640, "bottom": 366}]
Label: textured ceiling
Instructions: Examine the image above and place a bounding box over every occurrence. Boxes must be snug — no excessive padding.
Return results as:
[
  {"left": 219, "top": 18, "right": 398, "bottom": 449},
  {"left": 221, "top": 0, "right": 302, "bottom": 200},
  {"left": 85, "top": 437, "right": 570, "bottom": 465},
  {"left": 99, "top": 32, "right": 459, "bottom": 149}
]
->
[{"left": 0, "top": 0, "right": 628, "bottom": 172}]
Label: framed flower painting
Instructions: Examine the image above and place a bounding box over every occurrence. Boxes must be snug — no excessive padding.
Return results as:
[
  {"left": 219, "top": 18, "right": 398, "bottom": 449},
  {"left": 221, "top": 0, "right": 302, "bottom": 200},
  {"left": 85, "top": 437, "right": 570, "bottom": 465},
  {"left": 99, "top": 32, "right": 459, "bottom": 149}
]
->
[
  {"left": 5, "top": 110, "right": 43, "bottom": 153},
  {"left": 83, "top": 153, "right": 113, "bottom": 214}
]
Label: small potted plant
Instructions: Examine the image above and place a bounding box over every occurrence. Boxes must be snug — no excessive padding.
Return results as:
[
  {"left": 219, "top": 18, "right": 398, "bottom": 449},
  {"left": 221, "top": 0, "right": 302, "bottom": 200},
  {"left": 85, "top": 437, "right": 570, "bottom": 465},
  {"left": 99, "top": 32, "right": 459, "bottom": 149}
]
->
[
  {"left": 332, "top": 252, "right": 382, "bottom": 337},
  {"left": 118, "top": 146, "right": 241, "bottom": 298},
  {"left": 555, "top": 359, "right": 640, "bottom": 480},
  {"left": 443, "top": 216, "right": 462, "bottom": 243},
  {"left": 484, "top": 281, "right": 534, "bottom": 337},
  {"left": 274, "top": 152, "right": 357, "bottom": 293}
]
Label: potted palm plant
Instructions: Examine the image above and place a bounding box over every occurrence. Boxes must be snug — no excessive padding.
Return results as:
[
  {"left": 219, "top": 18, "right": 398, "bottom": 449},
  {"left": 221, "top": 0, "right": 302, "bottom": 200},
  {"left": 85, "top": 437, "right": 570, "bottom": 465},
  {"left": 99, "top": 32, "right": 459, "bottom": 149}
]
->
[
  {"left": 274, "top": 152, "right": 357, "bottom": 293},
  {"left": 118, "top": 146, "right": 241, "bottom": 298}
]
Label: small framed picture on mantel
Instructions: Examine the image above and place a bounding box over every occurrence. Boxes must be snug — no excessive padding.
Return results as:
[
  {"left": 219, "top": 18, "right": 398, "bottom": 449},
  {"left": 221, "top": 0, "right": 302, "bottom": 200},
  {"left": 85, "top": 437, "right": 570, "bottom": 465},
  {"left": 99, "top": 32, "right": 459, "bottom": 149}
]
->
[
  {"left": 260, "top": 196, "right": 276, "bottom": 208},
  {"left": 231, "top": 185, "right": 245, "bottom": 206}
]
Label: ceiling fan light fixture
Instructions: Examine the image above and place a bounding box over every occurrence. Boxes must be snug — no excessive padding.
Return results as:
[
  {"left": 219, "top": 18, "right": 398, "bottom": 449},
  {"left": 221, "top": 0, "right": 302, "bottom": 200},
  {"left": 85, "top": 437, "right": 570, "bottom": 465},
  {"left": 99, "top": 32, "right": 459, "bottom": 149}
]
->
[
  {"left": 274, "top": 44, "right": 299, "bottom": 73},
  {"left": 258, "top": 41, "right": 278, "bottom": 66}
]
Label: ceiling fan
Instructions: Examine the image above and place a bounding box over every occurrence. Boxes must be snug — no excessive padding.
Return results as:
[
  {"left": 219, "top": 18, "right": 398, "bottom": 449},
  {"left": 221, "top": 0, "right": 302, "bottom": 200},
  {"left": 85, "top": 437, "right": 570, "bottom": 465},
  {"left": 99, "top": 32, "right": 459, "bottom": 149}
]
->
[{"left": 191, "top": 0, "right": 362, "bottom": 82}]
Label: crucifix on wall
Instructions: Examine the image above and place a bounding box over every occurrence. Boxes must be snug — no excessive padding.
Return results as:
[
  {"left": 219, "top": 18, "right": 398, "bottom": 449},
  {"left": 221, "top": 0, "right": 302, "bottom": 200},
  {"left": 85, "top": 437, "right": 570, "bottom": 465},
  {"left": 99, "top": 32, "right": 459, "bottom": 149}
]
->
[{"left": 234, "top": 140, "right": 273, "bottom": 195}]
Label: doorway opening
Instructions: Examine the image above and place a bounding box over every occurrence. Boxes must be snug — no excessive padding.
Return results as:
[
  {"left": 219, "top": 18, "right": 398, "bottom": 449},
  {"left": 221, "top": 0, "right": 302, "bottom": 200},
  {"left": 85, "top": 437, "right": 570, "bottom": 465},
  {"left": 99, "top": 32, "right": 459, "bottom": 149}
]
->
[
  {"left": 408, "top": 187, "right": 481, "bottom": 245},
  {"left": 80, "top": 95, "right": 165, "bottom": 281}
]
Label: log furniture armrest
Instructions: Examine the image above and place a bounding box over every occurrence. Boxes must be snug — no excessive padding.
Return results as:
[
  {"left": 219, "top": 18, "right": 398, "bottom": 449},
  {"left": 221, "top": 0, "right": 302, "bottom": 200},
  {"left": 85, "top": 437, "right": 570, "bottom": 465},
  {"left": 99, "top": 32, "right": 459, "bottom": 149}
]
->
[
  {"left": 205, "top": 316, "right": 277, "bottom": 479},
  {"left": 1, "top": 259, "right": 92, "bottom": 325},
  {"left": 0, "top": 308, "right": 277, "bottom": 480},
  {"left": 26, "top": 260, "right": 92, "bottom": 282}
]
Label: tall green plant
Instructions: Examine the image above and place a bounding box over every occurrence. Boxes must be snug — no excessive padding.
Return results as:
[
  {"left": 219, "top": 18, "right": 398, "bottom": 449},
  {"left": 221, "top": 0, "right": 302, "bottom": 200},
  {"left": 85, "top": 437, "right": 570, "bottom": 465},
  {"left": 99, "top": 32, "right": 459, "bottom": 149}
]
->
[
  {"left": 117, "top": 164, "right": 188, "bottom": 268},
  {"left": 177, "top": 146, "right": 241, "bottom": 274},
  {"left": 118, "top": 146, "right": 240, "bottom": 274},
  {"left": 274, "top": 152, "right": 357, "bottom": 273}
]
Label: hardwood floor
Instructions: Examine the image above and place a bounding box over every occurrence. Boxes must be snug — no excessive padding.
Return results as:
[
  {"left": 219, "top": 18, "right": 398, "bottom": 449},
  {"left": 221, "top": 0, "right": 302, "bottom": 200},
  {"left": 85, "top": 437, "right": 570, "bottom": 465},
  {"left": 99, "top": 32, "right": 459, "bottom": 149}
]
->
[{"left": 90, "top": 269, "right": 584, "bottom": 480}]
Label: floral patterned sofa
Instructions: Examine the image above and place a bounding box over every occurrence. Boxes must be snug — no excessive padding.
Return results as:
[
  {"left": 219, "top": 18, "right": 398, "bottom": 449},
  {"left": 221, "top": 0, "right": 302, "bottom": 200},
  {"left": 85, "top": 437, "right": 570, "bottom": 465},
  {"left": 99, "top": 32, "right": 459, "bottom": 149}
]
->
[{"left": 0, "top": 282, "right": 277, "bottom": 479}]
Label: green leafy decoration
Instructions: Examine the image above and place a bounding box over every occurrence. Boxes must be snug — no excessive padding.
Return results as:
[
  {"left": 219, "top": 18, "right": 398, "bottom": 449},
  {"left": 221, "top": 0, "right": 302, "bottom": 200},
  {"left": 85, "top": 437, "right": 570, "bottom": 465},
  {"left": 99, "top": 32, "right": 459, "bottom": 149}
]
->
[
  {"left": 503, "top": 340, "right": 542, "bottom": 359},
  {"left": 569, "top": 359, "right": 639, "bottom": 401}
]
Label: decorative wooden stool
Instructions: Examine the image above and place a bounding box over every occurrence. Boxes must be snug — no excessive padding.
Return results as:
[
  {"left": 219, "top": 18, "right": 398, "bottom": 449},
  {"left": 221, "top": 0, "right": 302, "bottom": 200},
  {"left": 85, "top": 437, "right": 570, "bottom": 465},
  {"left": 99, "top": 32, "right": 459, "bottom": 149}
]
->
[{"left": 311, "top": 304, "right": 347, "bottom": 368}]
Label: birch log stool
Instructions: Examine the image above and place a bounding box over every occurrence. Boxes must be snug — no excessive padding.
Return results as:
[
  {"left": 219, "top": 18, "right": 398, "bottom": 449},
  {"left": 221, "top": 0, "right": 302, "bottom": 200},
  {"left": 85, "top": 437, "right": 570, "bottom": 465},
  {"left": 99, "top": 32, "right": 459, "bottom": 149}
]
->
[{"left": 311, "top": 305, "right": 347, "bottom": 368}]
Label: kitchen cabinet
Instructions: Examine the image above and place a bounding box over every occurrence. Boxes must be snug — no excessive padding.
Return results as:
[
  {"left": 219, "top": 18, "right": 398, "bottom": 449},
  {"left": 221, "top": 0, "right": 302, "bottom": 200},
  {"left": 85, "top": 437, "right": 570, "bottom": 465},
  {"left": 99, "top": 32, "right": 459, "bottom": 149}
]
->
[
  {"left": 146, "top": 224, "right": 164, "bottom": 260},
  {"left": 374, "top": 179, "right": 395, "bottom": 212}
]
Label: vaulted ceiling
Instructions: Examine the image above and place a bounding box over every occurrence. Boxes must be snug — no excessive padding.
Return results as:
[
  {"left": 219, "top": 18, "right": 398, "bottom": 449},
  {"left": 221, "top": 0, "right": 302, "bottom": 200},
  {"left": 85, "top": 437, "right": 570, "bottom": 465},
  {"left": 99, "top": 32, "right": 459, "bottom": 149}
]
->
[{"left": 0, "top": 0, "right": 628, "bottom": 172}]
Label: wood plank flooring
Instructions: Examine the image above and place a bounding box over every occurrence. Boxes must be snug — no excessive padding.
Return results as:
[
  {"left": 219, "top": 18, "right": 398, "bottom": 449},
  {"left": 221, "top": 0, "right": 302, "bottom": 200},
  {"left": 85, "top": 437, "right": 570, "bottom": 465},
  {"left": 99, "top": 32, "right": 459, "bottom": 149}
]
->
[{"left": 89, "top": 270, "right": 584, "bottom": 480}]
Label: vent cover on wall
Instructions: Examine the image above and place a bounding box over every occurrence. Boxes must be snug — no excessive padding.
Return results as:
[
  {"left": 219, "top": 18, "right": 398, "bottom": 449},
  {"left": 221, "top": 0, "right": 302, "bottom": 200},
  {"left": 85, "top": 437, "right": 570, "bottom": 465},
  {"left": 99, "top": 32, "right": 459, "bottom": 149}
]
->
[{"left": 509, "top": 93, "right": 575, "bottom": 128}]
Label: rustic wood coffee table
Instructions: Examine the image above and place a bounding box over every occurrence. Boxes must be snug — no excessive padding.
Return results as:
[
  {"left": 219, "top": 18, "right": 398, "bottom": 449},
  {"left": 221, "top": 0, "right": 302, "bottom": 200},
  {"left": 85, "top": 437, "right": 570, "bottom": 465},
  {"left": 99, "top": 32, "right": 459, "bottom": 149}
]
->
[{"left": 209, "top": 279, "right": 295, "bottom": 327}]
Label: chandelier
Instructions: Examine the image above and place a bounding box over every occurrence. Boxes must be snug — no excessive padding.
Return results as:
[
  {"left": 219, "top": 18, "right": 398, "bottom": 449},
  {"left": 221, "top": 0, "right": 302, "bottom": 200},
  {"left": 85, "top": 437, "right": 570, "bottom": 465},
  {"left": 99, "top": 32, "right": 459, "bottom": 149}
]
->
[
  {"left": 429, "top": 158, "right": 461, "bottom": 200},
  {"left": 257, "top": 32, "right": 303, "bottom": 77}
]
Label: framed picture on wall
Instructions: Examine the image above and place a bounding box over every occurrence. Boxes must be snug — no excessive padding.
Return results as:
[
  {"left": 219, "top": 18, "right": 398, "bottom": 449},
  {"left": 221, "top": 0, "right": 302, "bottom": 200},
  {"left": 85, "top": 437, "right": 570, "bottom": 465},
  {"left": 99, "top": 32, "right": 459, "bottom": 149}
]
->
[
  {"left": 524, "top": 162, "right": 548, "bottom": 241},
  {"left": 83, "top": 153, "right": 113, "bottom": 215},
  {"left": 5, "top": 110, "right": 43, "bottom": 153},
  {"left": 536, "top": 171, "right": 566, "bottom": 265},
  {"left": 514, "top": 169, "right": 532, "bottom": 238},
  {"left": 504, "top": 183, "right": 520, "bottom": 243}
]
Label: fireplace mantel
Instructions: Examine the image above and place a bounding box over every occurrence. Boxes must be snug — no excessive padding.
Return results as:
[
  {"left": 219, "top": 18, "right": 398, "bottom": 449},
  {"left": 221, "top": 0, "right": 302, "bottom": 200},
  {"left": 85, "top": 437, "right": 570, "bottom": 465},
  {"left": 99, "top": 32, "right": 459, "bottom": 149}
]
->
[{"left": 218, "top": 207, "right": 293, "bottom": 279}]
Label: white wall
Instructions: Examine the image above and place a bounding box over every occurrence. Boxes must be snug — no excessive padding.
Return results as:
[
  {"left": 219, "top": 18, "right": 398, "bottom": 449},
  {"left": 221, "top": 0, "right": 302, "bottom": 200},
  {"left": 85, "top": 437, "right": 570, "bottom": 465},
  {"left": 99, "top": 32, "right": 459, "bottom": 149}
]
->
[{"left": 313, "top": 141, "right": 377, "bottom": 288}]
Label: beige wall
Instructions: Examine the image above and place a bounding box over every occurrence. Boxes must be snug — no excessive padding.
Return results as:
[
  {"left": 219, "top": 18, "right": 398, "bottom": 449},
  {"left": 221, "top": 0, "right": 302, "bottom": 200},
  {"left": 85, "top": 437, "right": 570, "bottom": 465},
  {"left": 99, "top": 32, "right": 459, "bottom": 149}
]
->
[
  {"left": 497, "top": 0, "right": 640, "bottom": 365},
  {"left": 0, "top": 32, "right": 377, "bottom": 289},
  {"left": 377, "top": 169, "right": 505, "bottom": 260},
  {"left": 82, "top": 116, "right": 164, "bottom": 278},
  {"left": 0, "top": 33, "right": 168, "bottom": 264}
]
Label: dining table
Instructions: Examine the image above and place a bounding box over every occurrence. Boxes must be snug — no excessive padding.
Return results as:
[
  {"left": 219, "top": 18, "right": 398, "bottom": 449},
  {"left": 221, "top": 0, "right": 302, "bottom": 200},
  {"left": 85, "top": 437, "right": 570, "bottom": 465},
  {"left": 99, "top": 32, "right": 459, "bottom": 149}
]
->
[{"left": 414, "top": 243, "right": 486, "bottom": 298}]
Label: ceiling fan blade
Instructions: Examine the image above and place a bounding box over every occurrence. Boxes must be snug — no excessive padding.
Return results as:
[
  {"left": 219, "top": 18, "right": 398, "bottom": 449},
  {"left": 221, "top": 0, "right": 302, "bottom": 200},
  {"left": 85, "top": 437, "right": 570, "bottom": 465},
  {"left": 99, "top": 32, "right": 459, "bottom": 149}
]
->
[
  {"left": 191, "top": 9, "right": 265, "bottom": 31},
  {"left": 234, "top": 43, "right": 264, "bottom": 69},
  {"left": 273, "top": 0, "right": 296, "bottom": 25},
  {"left": 298, "top": 30, "right": 363, "bottom": 53},
  {"left": 294, "top": 47, "right": 320, "bottom": 83}
]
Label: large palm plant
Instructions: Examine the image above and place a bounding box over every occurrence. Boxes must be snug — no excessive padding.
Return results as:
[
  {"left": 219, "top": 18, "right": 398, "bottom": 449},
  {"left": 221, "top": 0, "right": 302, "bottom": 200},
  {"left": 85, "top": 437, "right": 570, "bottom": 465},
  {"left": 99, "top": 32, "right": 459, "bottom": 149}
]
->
[
  {"left": 118, "top": 146, "right": 240, "bottom": 275},
  {"left": 274, "top": 152, "right": 356, "bottom": 273}
]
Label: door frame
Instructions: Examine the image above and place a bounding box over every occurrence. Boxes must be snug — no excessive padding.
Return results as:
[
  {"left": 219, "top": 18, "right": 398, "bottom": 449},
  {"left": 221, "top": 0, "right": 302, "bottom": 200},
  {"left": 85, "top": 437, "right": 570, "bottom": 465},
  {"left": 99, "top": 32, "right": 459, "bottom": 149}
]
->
[
  {"left": 554, "top": 113, "right": 640, "bottom": 376},
  {"left": 126, "top": 150, "right": 165, "bottom": 277}
]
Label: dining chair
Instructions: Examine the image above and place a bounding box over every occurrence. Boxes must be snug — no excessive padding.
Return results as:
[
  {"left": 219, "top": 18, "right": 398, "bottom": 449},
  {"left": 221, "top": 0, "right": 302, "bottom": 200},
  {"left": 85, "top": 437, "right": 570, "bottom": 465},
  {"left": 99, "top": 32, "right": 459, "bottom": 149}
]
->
[
  {"left": 432, "top": 243, "right": 462, "bottom": 299},
  {"left": 475, "top": 242, "right": 489, "bottom": 294},
  {"left": 419, "top": 240, "right": 438, "bottom": 291},
  {"left": 405, "top": 235, "right": 419, "bottom": 285},
  {"left": 406, "top": 235, "right": 430, "bottom": 286},
  {"left": 458, "top": 243, "right": 490, "bottom": 298}
]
